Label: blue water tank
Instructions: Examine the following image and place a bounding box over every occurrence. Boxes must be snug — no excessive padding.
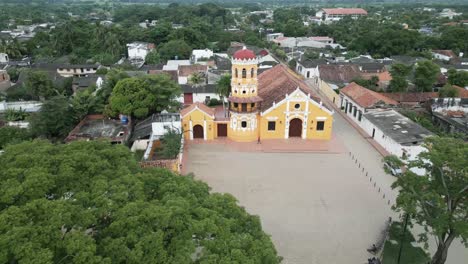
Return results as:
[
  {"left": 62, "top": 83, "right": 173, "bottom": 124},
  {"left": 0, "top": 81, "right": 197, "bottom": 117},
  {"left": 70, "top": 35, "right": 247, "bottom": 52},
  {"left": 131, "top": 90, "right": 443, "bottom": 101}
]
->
[{"left": 120, "top": 115, "right": 128, "bottom": 124}]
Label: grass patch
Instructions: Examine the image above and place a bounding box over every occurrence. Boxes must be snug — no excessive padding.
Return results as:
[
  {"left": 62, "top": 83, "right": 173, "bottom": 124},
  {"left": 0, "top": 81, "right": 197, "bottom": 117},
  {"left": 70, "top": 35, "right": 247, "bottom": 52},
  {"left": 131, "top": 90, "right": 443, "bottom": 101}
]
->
[{"left": 382, "top": 221, "right": 430, "bottom": 264}]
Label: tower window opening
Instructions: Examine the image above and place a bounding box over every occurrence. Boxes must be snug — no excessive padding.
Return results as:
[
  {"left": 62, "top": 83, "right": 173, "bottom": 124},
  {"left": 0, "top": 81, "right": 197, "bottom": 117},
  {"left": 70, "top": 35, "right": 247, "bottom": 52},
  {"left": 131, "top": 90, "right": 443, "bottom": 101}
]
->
[
  {"left": 235, "top": 68, "right": 238, "bottom": 78},
  {"left": 241, "top": 121, "right": 247, "bottom": 128},
  {"left": 251, "top": 68, "right": 254, "bottom": 78},
  {"left": 242, "top": 90, "right": 246, "bottom": 94},
  {"left": 242, "top": 68, "right": 247, "bottom": 78}
]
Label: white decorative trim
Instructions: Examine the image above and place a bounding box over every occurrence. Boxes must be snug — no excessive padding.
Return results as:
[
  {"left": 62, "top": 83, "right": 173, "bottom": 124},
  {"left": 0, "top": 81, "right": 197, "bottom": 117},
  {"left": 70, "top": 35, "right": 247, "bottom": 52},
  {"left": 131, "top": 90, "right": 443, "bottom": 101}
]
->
[
  {"left": 181, "top": 105, "right": 215, "bottom": 119},
  {"left": 266, "top": 116, "right": 278, "bottom": 121},
  {"left": 203, "top": 120, "right": 207, "bottom": 140},
  {"left": 316, "top": 117, "right": 327, "bottom": 121},
  {"left": 261, "top": 88, "right": 334, "bottom": 116},
  {"left": 189, "top": 120, "right": 193, "bottom": 140}
]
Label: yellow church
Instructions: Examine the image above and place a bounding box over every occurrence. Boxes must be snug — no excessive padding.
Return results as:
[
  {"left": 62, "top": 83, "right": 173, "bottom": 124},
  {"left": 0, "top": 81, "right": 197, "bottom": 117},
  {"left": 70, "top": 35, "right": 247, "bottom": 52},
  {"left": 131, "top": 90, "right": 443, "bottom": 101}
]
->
[{"left": 181, "top": 47, "right": 334, "bottom": 142}]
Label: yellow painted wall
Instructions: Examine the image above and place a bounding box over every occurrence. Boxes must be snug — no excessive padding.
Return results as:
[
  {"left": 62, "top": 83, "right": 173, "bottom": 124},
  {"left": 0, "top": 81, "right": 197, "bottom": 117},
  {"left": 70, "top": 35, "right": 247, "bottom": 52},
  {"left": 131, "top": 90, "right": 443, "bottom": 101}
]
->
[
  {"left": 231, "top": 63, "right": 258, "bottom": 98},
  {"left": 260, "top": 97, "right": 333, "bottom": 140},
  {"left": 227, "top": 114, "right": 259, "bottom": 142},
  {"left": 319, "top": 80, "right": 340, "bottom": 107},
  {"left": 181, "top": 109, "right": 215, "bottom": 140}
]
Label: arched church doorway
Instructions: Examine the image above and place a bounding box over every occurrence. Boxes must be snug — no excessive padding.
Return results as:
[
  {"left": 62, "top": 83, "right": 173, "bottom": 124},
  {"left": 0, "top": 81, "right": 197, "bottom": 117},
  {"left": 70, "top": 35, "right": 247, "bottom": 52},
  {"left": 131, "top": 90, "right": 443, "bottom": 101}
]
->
[
  {"left": 289, "top": 118, "right": 302, "bottom": 138},
  {"left": 193, "top": 125, "right": 204, "bottom": 139}
]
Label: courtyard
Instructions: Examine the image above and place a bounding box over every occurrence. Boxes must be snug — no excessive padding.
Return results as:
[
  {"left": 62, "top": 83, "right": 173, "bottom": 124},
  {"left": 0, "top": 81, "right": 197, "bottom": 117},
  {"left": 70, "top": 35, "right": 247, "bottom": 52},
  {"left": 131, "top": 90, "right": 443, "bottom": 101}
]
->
[
  {"left": 183, "top": 111, "right": 467, "bottom": 264},
  {"left": 184, "top": 142, "right": 393, "bottom": 264}
]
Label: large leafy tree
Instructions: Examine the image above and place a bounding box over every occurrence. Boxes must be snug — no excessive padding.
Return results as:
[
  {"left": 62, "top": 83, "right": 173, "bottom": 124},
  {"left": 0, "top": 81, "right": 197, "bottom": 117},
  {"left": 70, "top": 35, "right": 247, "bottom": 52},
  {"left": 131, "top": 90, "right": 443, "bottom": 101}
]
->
[
  {"left": 392, "top": 137, "right": 467, "bottom": 264},
  {"left": 158, "top": 40, "right": 192, "bottom": 60},
  {"left": 414, "top": 60, "right": 440, "bottom": 92},
  {"left": 108, "top": 74, "right": 181, "bottom": 119},
  {"left": 389, "top": 63, "right": 412, "bottom": 92},
  {"left": 447, "top": 68, "right": 468, "bottom": 88},
  {"left": 0, "top": 140, "right": 281, "bottom": 263},
  {"left": 25, "top": 71, "right": 57, "bottom": 99},
  {"left": 29, "top": 95, "right": 77, "bottom": 140},
  {"left": 0, "top": 126, "right": 31, "bottom": 149}
]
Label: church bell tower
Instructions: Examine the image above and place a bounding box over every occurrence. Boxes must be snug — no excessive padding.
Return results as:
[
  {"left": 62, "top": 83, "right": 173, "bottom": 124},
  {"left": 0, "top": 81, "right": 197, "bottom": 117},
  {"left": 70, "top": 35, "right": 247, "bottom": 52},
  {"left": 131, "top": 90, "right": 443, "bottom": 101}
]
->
[{"left": 228, "top": 47, "right": 262, "bottom": 142}]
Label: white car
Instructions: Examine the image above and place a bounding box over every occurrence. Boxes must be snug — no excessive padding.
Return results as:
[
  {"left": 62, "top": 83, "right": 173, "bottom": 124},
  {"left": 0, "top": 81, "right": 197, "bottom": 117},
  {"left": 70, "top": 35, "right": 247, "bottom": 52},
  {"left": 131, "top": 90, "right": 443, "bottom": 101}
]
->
[{"left": 384, "top": 162, "right": 402, "bottom": 176}]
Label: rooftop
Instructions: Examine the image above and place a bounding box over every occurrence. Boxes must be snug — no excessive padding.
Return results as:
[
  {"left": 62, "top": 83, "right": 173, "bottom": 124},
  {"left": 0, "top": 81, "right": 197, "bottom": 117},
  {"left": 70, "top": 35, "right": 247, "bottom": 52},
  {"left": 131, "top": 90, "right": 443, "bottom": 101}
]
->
[
  {"left": 322, "top": 8, "right": 368, "bottom": 15},
  {"left": 65, "top": 115, "right": 128, "bottom": 143},
  {"left": 364, "top": 109, "right": 433, "bottom": 145},
  {"left": 341, "top": 82, "right": 398, "bottom": 108}
]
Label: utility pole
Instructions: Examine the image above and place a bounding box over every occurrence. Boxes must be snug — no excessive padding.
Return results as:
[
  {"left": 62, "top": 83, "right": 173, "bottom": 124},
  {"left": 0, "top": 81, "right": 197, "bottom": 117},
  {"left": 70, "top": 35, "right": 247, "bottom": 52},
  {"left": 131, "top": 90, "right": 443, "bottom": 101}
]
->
[{"left": 397, "top": 214, "right": 410, "bottom": 264}]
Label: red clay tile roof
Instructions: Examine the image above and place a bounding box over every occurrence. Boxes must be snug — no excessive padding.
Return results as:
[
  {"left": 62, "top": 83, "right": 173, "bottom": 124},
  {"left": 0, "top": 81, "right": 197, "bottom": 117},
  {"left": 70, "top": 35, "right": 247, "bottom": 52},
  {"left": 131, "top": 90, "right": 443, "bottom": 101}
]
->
[
  {"left": 318, "top": 64, "right": 361, "bottom": 84},
  {"left": 233, "top": 48, "right": 256, "bottom": 60},
  {"left": 322, "top": 8, "right": 367, "bottom": 15},
  {"left": 361, "top": 71, "right": 392, "bottom": 82},
  {"left": 453, "top": 85, "right": 468, "bottom": 98},
  {"left": 341, "top": 82, "right": 398, "bottom": 108},
  {"left": 180, "top": 102, "right": 215, "bottom": 118},
  {"left": 432, "top": 50, "right": 457, "bottom": 58},
  {"left": 381, "top": 92, "right": 438, "bottom": 103},
  {"left": 178, "top": 65, "right": 208, "bottom": 77},
  {"left": 258, "top": 64, "right": 322, "bottom": 111}
]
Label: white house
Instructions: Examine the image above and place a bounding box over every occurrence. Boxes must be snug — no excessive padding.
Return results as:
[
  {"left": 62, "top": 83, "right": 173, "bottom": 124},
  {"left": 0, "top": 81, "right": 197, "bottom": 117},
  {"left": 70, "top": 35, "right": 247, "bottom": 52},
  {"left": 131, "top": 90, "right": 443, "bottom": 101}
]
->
[
  {"left": 266, "top": 33, "right": 284, "bottom": 42},
  {"left": 178, "top": 84, "right": 221, "bottom": 105},
  {"left": 0, "top": 53, "right": 9, "bottom": 63},
  {"left": 361, "top": 109, "right": 433, "bottom": 161},
  {"left": 431, "top": 50, "right": 457, "bottom": 62},
  {"left": 163, "top": 60, "right": 191, "bottom": 71},
  {"left": 57, "top": 64, "right": 99, "bottom": 77},
  {"left": 191, "top": 49, "right": 213, "bottom": 63},
  {"left": 127, "top": 42, "right": 155, "bottom": 61},
  {"left": 296, "top": 59, "right": 326, "bottom": 79},
  {"left": 0, "top": 100, "right": 42, "bottom": 113},
  {"left": 339, "top": 82, "right": 398, "bottom": 124},
  {"left": 316, "top": 8, "right": 367, "bottom": 22}
]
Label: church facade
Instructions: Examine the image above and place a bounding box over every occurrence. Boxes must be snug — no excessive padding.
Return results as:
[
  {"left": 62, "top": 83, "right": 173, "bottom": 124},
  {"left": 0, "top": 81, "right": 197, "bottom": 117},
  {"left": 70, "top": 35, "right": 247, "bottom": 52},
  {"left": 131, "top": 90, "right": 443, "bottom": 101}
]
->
[{"left": 181, "top": 47, "right": 334, "bottom": 142}]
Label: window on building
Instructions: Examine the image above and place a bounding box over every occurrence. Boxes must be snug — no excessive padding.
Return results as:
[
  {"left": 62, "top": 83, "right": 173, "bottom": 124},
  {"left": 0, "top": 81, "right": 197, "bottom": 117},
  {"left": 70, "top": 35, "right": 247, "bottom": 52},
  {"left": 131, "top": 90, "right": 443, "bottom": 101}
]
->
[
  {"left": 235, "top": 68, "right": 238, "bottom": 78},
  {"left": 306, "top": 71, "right": 310, "bottom": 78},
  {"left": 268, "top": 121, "right": 276, "bottom": 131},
  {"left": 294, "top": 103, "right": 300, "bottom": 109},
  {"left": 234, "top": 103, "right": 238, "bottom": 108},
  {"left": 316, "top": 121, "right": 325, "bottom": 131},
  {"left": 353, "top": 107, "right": 357, "bottom": 117},
  {"left": 241, "top": 121, "right": 247, "bottom": 128},
  {"left": 251, "top": 103, "right": 255, "bottom": 108},
  {"left": 242, "top": 68, "right": 247, "bottom": 78},
  {"left": 358, "top": 111, "right": 362, "bottom": 121},
  {"left": 241, "top": 103, "right": 247, "bottom": 111},
  {"left": 251, "top": 68, "right": 254, "bottom": 78}
]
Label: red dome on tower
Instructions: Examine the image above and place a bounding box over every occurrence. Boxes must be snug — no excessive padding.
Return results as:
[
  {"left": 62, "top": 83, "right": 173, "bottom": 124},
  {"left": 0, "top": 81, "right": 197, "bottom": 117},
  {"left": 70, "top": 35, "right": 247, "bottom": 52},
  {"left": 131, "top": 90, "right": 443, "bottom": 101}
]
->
[{"left": 233, "top": 47, "right": 256, "bottom": 60}]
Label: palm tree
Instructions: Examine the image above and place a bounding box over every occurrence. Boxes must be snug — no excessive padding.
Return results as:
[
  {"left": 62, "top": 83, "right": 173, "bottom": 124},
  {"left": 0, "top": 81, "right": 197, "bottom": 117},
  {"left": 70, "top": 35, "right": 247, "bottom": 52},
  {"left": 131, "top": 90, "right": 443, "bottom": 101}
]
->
[
  {"left": 188, "top": 72, "right": 206, "bottom": 87},
  {"left": 216, "top": 74, "right": 231, "bottom": 115}
]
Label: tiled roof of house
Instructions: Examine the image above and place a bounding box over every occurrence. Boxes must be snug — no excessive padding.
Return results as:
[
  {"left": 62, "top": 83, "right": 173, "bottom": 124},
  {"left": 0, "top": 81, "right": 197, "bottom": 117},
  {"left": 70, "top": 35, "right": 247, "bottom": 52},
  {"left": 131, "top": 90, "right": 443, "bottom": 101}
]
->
[
  {"left": 148, "top": 70, "right": 178, "bottom": 82},
  {"left": 180, "top": 102, "right": 215, "bottom": 118},
  {"left": 359, "top": 63, "right": 386, "bottom": 72},
  {"left": 318, "top": 64, "right": 361, "bottom": 84},
  {"left": 381, "top": 92, "right": 439, "bottom": 103},
  {"left": 258, "top": 64, "right": 321, "bottom": 111},
  {"left": 322, "top": 8, "right": 367, "bottom": 15},
  {"left": 432, "top": 50, "right": 457, "bottom": 58},
  {"left": 361, "top": 71, "right": 392, "bottom": 82},
  {"left": 453, "top": 85, "right": 468, "bottom": 98},
  {"left": 178, "top": 64, "right": 208, "bottom": 77},
  {"left": 341, "top": 82, "right": 398, "bottom": 108},
  {"left": 298, "top": 59, "right": 327, "bottom": 68}
]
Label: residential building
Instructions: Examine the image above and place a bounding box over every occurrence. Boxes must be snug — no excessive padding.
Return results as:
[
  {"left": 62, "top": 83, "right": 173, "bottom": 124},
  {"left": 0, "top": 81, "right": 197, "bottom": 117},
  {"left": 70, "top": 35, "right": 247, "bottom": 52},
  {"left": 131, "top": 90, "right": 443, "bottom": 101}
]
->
[
  {"left": 127, "top": 42, "right": 156, "bottom": 61},
  {"left": 296, "top": 59, "right": 327, "bottom": 79},
  {"left": 179, "top": 84, "right": 220, "bottom": 105},
  {"left": 309, "top": 36, "right": 334, "bottom": 44},
  {"left": 431, "top": 98, "right": 468, "bottom": 136},
  {"left": 65, "top": 114, "right": 129, "bottom": 144},
  {"left": 339, "top": 82, "right": 398, "bottom": 123},
  {"left": 266, "top": 33, "right": 284, "bottom": 42},
  {"left": 439, "top": 9, "right": 462, "bottom": 19},
  {"left": 0, "top": 53, "right": 8, "bottom": 63},
  {"left": 181, "top": 47, "right": 334, "bottom": 142},
  {"left": 432, "top": 50, "right": 457, "bottom": 62},
  {"left": 72, "top": 75, "right": 104, "bottom": 94},
  {"left": 57, "top": 64, "right": 99, "bottom": 77},
  {"left": 177, "top": 64, "right": 208, "bottom": 85},
  {"left": 316, "top": 8, "right": 367, "bottom": 22},
  {"left": 0, "top": 100, "right": 42, "bottom": 113},
  {"left": 273, "top": 36, "right": 343, "bottom": 49},
  {"left": 163, "top": 60, "right": 191, "bottom": 71},
  {"left": 361, "top": 109, "right": 433, "bottom": 161},
  {"left": 191, "top": 49, "right": 214, "bottom": 63}
]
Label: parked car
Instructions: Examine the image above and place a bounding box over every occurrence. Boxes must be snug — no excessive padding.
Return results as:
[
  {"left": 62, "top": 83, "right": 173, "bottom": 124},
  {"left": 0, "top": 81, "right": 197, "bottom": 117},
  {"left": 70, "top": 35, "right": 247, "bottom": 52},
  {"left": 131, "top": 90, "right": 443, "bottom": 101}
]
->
[{"left": 384, "top": 162, "right": 402, "bottom": 176}]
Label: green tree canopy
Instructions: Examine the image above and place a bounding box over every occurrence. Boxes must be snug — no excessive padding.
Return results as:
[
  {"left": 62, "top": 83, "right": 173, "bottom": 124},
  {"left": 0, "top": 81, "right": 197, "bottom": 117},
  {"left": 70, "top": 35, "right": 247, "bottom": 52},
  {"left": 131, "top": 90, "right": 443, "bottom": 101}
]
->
[
  {"left": 0, "top": 126, "right": 31, "bottom": 149},
  {"left": 25, "top": 71, "right": 57, "bottom": 99},
  {"left": 108, "top": 74, "right": 181, "bottom": 119},
  {"left": 0, "top": 140, "right": 281, "bottom": 263},
  {"left": 145, "top": 50, "right": 161, "bottom": 65},
  {"left": 158, "top": 40, "right": 192, "bottom": 61},
  {"left": 29, "top": 95, "right": 77, "bottom": 140},
  {"left": 438, "top": 84, "right": 459, "bottom": 98},
  {"left": 414, "top": 60, "right": 440, "bottom": 92},
  {"left": 447, "top": 68, "right": 468, "bottom": 88},
  {"left": 392, "top": 137, "right": 468, "bottom": 264},
  {"left": 389, "top": 63, "right": 412, "bottom": 93}
]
